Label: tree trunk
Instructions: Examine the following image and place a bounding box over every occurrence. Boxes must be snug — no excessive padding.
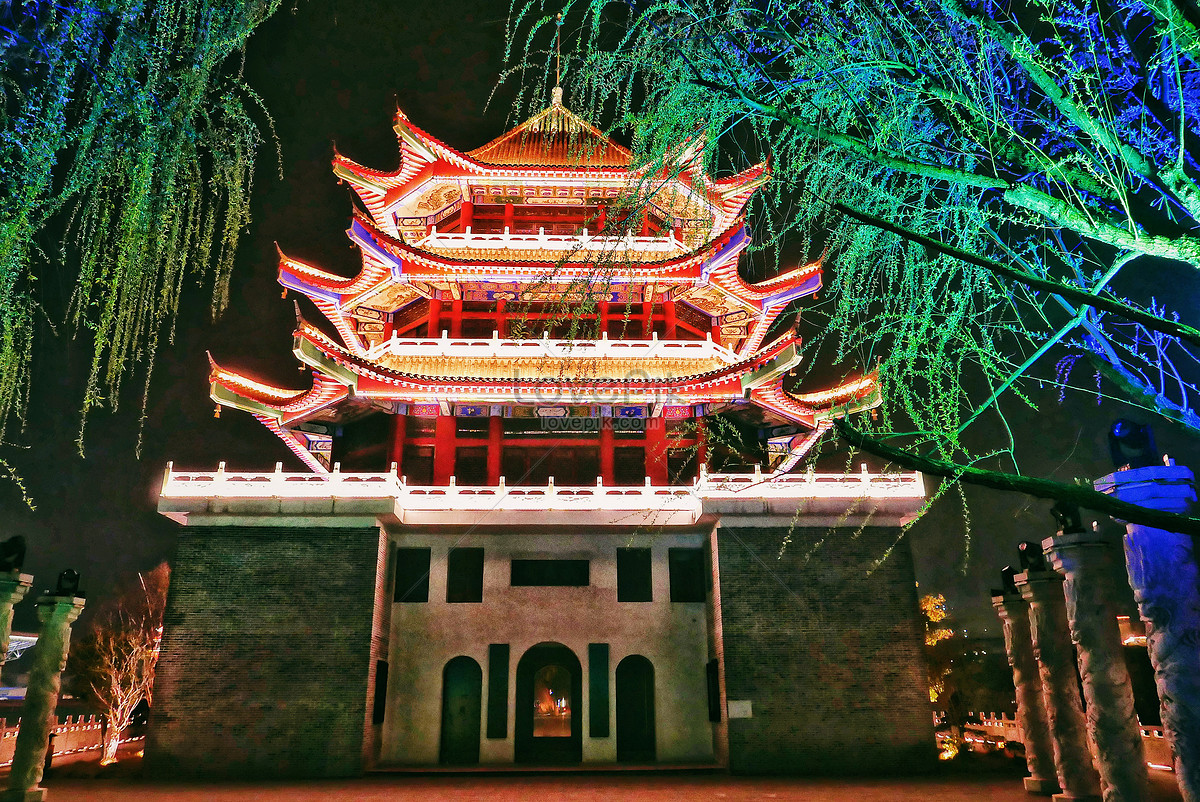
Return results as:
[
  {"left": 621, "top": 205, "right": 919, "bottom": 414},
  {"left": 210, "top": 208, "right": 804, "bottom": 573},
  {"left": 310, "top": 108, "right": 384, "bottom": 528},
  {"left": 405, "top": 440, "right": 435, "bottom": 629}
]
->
[{"left": 99, "top": 728, "right": 120, "bottom": 765}]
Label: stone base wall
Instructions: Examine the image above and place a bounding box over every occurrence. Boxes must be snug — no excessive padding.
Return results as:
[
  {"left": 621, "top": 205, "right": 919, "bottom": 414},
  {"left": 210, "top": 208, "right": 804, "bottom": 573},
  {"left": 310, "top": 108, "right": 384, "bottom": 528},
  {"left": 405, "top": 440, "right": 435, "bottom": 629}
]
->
[
  {"left": 145, "top": 524, "right": 383, "bottom": 779},
  {"left": 716, "top": 526, "right": 935, "bottom": 774}
]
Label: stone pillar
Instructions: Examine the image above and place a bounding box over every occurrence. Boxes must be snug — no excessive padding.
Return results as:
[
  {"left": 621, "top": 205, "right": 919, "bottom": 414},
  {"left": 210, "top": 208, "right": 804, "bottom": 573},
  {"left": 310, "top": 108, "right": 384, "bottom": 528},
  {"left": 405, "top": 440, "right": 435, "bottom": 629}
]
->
[
  {"left": 993, "top": 591, "right": 1059, "bottom": 795},
  {"left": 1045, "top": 530, "right": 1149, "bottom": 802},
  {"left": 1016, "top": 567, "right": 1102, "bottom": 802},
  {"left": 1096, "top": 464, "right": 1200, "bottom": 802},
  {"left": 2, "top": 591, "right": 85, "bottom": 802},
  {"left": 0, "top": 571, "right": 33, "bottom": 676}
]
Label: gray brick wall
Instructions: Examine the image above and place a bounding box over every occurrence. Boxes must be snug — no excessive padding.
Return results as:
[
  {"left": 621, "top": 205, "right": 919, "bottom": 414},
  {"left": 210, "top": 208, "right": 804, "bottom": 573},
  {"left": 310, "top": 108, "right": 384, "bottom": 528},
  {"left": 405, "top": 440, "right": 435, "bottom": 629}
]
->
[
  {"left": 716, "top": 526, "right": 935, "bottom": 775},
  {"left": 145, "top": 524, "right": 383, "bottom": 779}
]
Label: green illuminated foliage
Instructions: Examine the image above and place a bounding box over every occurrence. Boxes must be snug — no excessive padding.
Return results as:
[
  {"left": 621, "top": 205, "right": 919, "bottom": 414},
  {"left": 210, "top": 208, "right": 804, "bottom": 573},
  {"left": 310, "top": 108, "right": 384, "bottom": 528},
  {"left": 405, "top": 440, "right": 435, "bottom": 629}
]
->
[
  {"left": 505, "top": 0, "right": 1200, "bottom": 529},
  {"left": 0, "top": 1, "right": 280, "bottom": 461}
]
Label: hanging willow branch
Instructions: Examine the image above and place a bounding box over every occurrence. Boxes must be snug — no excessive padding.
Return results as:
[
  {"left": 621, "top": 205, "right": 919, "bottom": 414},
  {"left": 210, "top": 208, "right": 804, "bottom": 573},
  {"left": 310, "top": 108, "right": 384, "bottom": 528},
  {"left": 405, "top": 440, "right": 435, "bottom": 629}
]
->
[{"left": 0, "top": 1, "right": 281, "bottom": 459}]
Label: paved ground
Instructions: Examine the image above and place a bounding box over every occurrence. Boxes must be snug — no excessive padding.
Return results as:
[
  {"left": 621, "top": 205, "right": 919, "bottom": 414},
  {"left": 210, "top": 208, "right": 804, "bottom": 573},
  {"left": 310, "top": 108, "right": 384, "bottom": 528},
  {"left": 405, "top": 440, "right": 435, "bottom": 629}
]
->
[{"left": 34, "top": 768, "right": 1184, "bottom": 801}]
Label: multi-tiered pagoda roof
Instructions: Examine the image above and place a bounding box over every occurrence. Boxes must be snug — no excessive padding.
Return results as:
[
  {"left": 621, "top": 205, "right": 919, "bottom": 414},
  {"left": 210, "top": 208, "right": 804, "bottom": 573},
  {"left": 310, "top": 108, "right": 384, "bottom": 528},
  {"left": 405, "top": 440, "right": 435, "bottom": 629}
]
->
[{"left": 210, "top": 96, "right": 878, "bottom": 474}]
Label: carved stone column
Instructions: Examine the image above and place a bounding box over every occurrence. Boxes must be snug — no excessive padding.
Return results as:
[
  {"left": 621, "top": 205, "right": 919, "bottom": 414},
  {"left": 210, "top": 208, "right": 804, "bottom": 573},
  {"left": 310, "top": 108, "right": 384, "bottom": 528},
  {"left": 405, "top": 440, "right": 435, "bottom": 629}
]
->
[
  {"left": 1016, "top": 567, "right": 1102, "bottom": 802},
  {"left": 1097, "top": 463, "right": 1200, "bottom": 802},
  {"left": 0, "top": 571, "right": 32, "bottom": 675},
  {"left": 1045, "top": 530, "right": 1149, "bottom": 802},
  {"left": 993, "top": 590, "right": 1059, "bottom": 795},
  {"left": 2, "top": 589, "right": 85, "bottom": 802}
]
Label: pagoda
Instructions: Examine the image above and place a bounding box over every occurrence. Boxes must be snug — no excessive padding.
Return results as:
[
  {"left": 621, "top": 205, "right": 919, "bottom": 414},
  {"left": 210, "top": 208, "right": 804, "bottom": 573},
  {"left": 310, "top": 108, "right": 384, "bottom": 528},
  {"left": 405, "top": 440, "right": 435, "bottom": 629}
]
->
[{"left": 147, "top": 93, "right": 934, "bottom": 779}]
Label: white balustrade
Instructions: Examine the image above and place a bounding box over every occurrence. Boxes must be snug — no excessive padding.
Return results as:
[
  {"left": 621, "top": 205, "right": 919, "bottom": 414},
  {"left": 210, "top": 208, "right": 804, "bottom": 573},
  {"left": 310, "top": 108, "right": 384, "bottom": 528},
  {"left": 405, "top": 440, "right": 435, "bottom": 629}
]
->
[
  {"left": 160, "top": 461, "right": 925, "bottom": 510},
  {"left": 416, "top": 227, "right": 684, "bottom": 255},
  {"left": 365, "top": 332, "right": 738, "bottom": 363}
]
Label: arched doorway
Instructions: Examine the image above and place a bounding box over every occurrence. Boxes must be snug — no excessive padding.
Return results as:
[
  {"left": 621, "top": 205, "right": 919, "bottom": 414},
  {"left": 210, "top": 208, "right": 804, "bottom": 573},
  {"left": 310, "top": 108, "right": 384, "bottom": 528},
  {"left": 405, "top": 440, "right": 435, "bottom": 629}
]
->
[
  {"left": 440, "top": 656, "right": 482, "bottom": 765},
  {"left": 515, "top": 642, "right": 582, "bottom": 764},
  {"left": 616, "top": 654, "right": 656, "bottom": 762}
]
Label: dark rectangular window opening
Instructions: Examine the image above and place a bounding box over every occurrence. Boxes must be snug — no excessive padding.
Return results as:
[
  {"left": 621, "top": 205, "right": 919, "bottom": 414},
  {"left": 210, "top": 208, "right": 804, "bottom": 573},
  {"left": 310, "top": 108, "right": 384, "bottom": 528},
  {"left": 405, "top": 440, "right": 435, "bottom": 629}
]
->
[
  {"left": 667, "top": 448, "right": 698, "bottom": 485},
  {"left": 401, "top": 445, "right": 434, "bottom": 485},
  {"left": 373, "top": 660, "right": 389, "bottom": 724},
  {"left": 394, "top": 547, "right": 431, "bottom": 603},
  {"left": 589, "top": 643, "right": 610, "bottom": 738},
  {"left": 617, "top": 548, "right": 653, "bottom": 602},
  {"left": 669, "top": 547, "right": 706, "bottom": 602},
  {"left": 455, "top": 446, "right": 489, "bottom": 486},
  {"left": 706, "top": 659, "right": 721, "bottom": 722},
  {"left": 510, "top": 559, "right": 590, "bottom": 587},
  {"left": 613, "top": 446, "right": 646, "bottom": 485},
  {"left": 487, "top": 644, "right": 510, "bottom": 738},
  {"left": 456, "top": 417, "right": 490, "bottom": 439},
  {"left": 447, "top": 548, "right": 485, "bottom": 603},
  {"left": 461, "top": 318, "right": 496, "bottom": 338}
]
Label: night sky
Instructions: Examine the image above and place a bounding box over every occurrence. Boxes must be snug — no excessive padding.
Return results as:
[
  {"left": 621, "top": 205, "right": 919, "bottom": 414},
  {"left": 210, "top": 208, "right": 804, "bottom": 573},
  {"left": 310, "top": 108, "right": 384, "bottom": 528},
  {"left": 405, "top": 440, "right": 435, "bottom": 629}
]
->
[{"left": 1, "top": 1, "right": 1195, "bottom": 636}]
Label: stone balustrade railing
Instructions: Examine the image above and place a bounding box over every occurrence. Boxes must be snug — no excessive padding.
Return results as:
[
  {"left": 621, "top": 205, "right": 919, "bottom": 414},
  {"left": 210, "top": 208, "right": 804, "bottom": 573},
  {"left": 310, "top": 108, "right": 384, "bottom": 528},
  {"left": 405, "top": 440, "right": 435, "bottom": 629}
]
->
[
  {"left": 417, "top": 227, "right": 685, "bottom": 255},
  {"left": 159, "top": 463, "right": 926, "bottom": 526},
  {"left": 365, "top": 331, "right": 738, "bottom": 363},
  {"left": 160, "top": 463, "right": 924, "bottom": 504},
  {"left": 944, "top": 710, "right": 1175, "bottom": 772},
  {"left": 0, "top": 715, "right": 110, "bottom": 767}
]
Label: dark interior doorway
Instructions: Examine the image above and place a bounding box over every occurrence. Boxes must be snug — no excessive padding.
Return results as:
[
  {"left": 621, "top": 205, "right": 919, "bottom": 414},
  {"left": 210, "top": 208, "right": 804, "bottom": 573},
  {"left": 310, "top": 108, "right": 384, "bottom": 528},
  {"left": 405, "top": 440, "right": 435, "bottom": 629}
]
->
[
  {"left": 440, "top": 656, "right": 482, "bottom": 765},
  {"left": 616, "top": 654, "right": 656, "bottom": 762},
  {"left": 515, "top": 642, "right": 582, "bottom": 764}
]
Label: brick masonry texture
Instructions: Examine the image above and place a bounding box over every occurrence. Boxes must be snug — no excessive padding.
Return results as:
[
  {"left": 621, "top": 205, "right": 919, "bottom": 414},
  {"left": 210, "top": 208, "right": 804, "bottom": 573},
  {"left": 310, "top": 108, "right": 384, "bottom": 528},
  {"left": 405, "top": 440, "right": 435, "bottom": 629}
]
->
[
  {"left": 145, "top": 525, "right": 382, "bottom": 779},
  {"left": 717, "top": 526, "right": 935, "bottom": 775}
]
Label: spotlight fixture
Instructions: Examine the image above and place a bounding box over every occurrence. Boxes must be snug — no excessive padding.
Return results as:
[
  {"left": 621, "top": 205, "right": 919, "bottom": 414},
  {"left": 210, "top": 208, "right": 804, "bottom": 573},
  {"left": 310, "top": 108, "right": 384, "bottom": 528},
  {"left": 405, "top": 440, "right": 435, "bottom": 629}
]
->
[
  {"left": 54, "top": 569, "right": 81, "bottom": 597},
  {"left": 1017, "top": 541, "right": 1046, "bottom": 572},
  {"left": 1108, "top": 419, "right": 1157, "bottom": 470},
  {"left": 1050, "top": 501, "right": 1084, "bottom": 534}
]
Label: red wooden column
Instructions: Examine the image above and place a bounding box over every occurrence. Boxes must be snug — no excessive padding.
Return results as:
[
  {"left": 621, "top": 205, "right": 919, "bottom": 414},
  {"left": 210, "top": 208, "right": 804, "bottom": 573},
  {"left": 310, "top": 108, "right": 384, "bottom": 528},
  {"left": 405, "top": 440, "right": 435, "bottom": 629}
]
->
[
  {"left": 434, "top": 414, "right": 456, "bottom": 485},
  {"left": 487, "top": 414, "right": 503, "bottom": 485},
  {"left": 495, "top": 299, "right": 506, "bottom": 337},
  {"left": 599, "top": 417, "right": 614, "bottom": 485},
  {"left": 387, "top": 411, "right": 406, "bottom": 477},
  {"left": 596, "top": 204, "right": 607, "bottom": 232},
  {"left": 663, "top": 299, "right": 677, "bottom": 339},
  {"left": 599, "top": 300, "right": 610, "bottom": 337},
  {"left": 503, "top": 202, "right": 515, "bottom": 232},
  {"left": 460, "top": 200, "right": 474, "bottom": 231},
  {"left": 645, "top": 416, "right": 668, "bottom": 485},
  {"left": 695, "top": 415, "right": 708, "bottom": 471},
  {"left": 427, "top": 298, "right": 443, "bottom": 337},
  {"left": 450, "top": 299, "right": 463, "bottom": 337}
]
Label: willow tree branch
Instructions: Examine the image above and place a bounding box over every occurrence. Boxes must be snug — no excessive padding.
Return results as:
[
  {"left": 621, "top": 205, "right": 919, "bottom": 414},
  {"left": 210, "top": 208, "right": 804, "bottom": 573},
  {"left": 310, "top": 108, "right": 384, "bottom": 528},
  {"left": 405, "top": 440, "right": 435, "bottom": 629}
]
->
[
  {"left": 687, "top": 76, "right": 1200, "bottom": 266},
  {"left": 833, "top": 417, "right": 1200, "bottom": 536},
  {"left": 832, "top": 202, "right": 1200, "bottom": 349}
]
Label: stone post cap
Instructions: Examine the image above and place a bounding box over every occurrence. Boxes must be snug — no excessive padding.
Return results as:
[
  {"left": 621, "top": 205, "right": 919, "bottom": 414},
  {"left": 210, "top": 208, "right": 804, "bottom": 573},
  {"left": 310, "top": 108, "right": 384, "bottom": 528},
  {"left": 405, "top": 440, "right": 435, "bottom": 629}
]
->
[
  {"left": 32, "top": 595, "right": 85, "bottom": 624},
  {"left": 0, "top": 573, "right": 33, "bottom": 598},
  {"left": 1095, "top": 464, "right": 1196, "bottom": 515},
  {"left": 1042, "top": 529, "right": 1120, "bottom": 571},
  {"left": 1012, "top": 569, "right": 1063, "bottom": 596},
  {"left": 991, "top": 591, "right": 1026, "bottom": 609}
]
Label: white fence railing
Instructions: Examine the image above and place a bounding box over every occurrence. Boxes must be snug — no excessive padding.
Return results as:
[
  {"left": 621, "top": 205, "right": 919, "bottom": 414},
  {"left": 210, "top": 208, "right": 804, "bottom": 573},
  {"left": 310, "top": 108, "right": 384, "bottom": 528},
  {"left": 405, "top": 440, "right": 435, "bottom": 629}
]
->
[
  {"left": 160, "top": 463, "right": 925, "bottom": 510},
  {"left": 417, "top": 227, "right": 685, "bottom": 255},
  {"left": 365, "top": 332, "right": 737, "bottom": 363}
]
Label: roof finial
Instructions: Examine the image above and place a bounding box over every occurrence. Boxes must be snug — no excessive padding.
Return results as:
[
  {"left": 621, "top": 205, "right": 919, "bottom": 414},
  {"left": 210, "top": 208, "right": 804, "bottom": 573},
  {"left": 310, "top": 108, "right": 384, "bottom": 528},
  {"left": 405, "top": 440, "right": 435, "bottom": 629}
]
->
[{"left": 552, "top": 13, "right": 564, "bottom": 106}]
